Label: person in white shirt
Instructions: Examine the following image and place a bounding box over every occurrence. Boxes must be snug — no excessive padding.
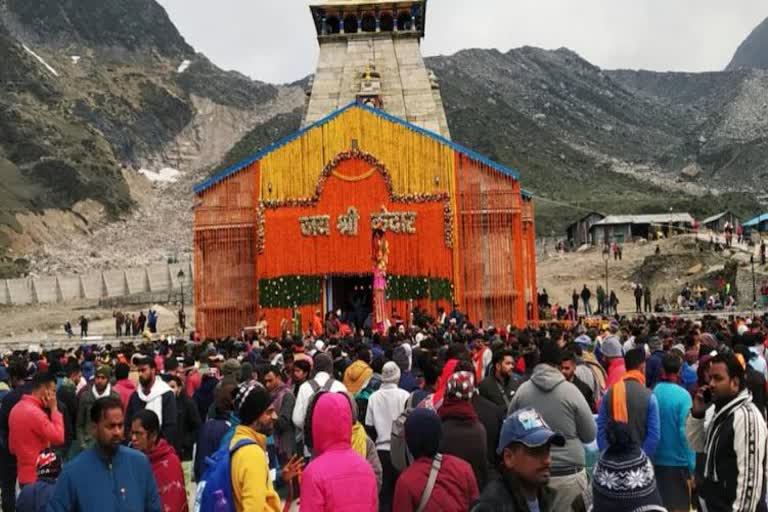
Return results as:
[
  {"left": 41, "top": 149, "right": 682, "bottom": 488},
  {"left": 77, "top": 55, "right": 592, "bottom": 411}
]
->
[
  {"left": 292, "top": 352, "right": 347, "bottom": 454},
  {"left": 365, "top": 361, "right": 409, "bottom": 511}
]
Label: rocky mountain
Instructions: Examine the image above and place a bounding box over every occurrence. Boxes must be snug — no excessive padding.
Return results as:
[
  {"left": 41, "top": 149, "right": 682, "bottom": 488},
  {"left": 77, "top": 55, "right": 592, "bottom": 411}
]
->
[
  {"left": 3, "top": 2, "right": 767, "bottom": 277},
  {"left": 0, "top": 0, "right": 304, "bottom": 276},
  {"left": 422, "top": 47, "right": 765, "bottom": 232},
  {"left": 727, "top": 17, "right": 768, "bottom": 70}
]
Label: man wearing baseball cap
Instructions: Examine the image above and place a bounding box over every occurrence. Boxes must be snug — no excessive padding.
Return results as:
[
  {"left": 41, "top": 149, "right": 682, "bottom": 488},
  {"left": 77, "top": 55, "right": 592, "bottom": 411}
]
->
[{"left": 471, "top": 408, "right": 565, "bottom": 512}]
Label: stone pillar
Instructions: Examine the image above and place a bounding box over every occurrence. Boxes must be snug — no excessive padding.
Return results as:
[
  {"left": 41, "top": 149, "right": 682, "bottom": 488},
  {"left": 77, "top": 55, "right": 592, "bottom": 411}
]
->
[
  {"left": 320, "top": 17, "right": 326, "bottom": 35},
  {"left": 357, "top": 16, "right": 363, "bottom": 32},
  {"left": 411, "top": 15, "right": 417, "bottom": 31},
  {"left": 339, "top": 12, "right": 345, "bottom": 34},
  {"left": 375, "top": 14, "right": 381, "bottom": 32}
]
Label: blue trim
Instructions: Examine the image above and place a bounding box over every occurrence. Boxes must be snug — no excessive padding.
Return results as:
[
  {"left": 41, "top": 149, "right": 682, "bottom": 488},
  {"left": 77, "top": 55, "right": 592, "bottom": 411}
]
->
[
  {"left": 521, "top": 189, "right": 534, "bottom": 199},
  {"left": 195, "top": 102, "right": 521, "bottom": 194},
  {"left": 743, "top": 213, "right": 768, "bottom": 227}
]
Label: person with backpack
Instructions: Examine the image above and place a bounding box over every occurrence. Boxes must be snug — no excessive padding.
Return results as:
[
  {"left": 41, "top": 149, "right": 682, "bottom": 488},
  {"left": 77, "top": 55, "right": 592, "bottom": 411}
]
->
[
  {"left": 365, "top": 361, "right": 410, "bottom": 511},
  {"left": 292, "top": 353, "right": 347, "bottom": 453},
  {"left": 193, "top": 381, "right": 236, "bottom": 483},
  {"left": 393, "top": 408, "right": 479, "bottom": 512},
  {"left": 301, "top": 392, "right": 378, "bottom": 511},
  {"left": 212, "top": 382, "right": 282, "bottom": 512}
]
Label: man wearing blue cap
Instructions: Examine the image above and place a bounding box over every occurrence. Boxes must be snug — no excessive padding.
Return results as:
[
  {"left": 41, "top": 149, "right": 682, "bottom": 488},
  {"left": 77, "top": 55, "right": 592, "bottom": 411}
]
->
[{"left": 471, "top": 408, "right": 565, "bottom": 512}]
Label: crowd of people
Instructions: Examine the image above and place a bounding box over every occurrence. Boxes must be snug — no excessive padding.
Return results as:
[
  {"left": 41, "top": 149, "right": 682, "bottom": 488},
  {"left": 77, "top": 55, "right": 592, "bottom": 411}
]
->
[{"left": 1, "top": 308, "right": 768, "bottom": 511}]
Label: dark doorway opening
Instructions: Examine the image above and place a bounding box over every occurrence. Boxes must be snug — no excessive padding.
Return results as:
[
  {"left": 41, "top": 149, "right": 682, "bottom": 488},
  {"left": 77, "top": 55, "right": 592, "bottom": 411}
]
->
[{"left": 327, "top": 275, "right": 372, "bottom": 330}]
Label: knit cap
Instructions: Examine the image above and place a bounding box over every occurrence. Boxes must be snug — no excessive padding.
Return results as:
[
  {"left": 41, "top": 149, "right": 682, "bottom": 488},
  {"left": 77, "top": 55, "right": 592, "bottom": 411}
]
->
[
  {"left": 36, "top": 449, "right": 62, "bottom": 480},
  {"left": 445, "top": 371, "right": 475, "bottom": 401},
  {"left": 381, "top": 361, "right": 401, "bottom": 384},
  {"left": 234, "top": 381, "right": 269, "bottom": 419},
  {"left": 95, "top": 365, "right": 112, "bottom": 379},
  {"left": 592, "top": 423, "right": 666, "bottom": 512},
  {"left": 405, "top": 408, "right": 442, "bottom": 459}
]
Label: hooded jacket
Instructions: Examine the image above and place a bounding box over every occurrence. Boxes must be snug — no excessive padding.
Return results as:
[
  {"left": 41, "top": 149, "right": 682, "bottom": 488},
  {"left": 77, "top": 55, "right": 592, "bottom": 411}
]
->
[
  {"left": 147, "top": 438, "right": 187, "bottom": 512},
  {"left": 508, "top": 364, "right": 596, "bottom": 472},
  {"left": 438, "top": 398, "right": 489, "bottom": 490},
  {"left": 301, "top": 393, "right": 378, "bottom": 512}
]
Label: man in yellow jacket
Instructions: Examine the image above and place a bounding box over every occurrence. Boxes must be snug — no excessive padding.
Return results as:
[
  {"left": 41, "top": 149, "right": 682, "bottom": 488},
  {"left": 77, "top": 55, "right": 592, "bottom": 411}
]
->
[{"left": 230, "top": 383, "right": 282, "bottom": 512}]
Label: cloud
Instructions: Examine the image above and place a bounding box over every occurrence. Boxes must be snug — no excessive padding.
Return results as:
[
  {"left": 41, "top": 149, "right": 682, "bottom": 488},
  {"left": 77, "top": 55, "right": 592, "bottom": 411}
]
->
[{"left": 157, "top": 0, "right": 767, "bottom": 83}]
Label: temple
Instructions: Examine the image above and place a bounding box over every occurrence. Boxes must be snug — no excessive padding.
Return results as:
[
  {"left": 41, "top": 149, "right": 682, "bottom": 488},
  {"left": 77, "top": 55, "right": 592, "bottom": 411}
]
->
[
  {"left": 192, "top": 1, "right": 537, "bottom": 339},
  {"left": 303, "top": 0, "right": 450, "bottom": 138}
]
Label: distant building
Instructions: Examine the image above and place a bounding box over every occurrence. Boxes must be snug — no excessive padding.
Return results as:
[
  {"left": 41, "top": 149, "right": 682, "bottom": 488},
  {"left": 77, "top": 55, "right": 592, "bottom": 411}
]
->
[
  {"left": 566, "top": 212, "right": 605, "bottom": 247},
  {"left": 743, "top": 213, "right": 768, "bottom": 236},
  {"left": 589, "top": 213, "right": 694, "bottom": 245},
  {"left": 701, "top": 211, "right": 741, "bottom": 232}
]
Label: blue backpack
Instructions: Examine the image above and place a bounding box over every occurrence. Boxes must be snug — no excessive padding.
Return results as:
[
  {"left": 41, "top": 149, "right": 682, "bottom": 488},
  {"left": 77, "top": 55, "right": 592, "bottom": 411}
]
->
[{"left": 194, "top": 439, "right": 256, "bottom": 512}]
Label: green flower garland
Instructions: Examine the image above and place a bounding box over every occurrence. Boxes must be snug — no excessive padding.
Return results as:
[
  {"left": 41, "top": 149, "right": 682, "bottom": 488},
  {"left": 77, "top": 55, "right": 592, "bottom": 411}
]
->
[
  {"left": 258, "top": 275, "right": 322, "bottom": 308},
  {"left": 258, "top": 274, "right": 453, "bottom": 308}
]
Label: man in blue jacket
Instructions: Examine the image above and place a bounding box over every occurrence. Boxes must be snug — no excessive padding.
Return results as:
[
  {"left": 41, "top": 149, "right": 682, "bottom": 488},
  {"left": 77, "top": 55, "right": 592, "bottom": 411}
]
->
[{"left": 47, "top": 396, "right": 161, "bottom": 512}]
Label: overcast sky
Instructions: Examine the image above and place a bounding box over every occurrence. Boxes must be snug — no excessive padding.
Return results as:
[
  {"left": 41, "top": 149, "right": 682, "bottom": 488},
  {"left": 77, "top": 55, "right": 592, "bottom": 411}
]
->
[{"left": 157, "top": 0, "right": 767, "bottom": 84}]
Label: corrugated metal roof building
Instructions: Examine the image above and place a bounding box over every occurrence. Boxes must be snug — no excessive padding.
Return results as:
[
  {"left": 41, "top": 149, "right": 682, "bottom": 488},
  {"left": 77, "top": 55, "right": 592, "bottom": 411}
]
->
[{"left": 589, "top": 213, "right": 694, "bottom": 245}]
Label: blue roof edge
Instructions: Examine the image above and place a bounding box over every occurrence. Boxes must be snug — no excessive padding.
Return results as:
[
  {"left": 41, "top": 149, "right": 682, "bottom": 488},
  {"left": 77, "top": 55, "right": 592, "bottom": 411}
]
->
[{"left": 194, "top": 101, "right": 522, "bottom": 195}]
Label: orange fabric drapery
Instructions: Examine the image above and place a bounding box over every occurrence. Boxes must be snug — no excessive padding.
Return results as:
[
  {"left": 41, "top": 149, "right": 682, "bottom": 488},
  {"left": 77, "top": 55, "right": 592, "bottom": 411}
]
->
[
  {"left": 257, "top": 158, "right": 453, "bottom": 279},
  {"left": 455, "top": 154, "right": 526, "bottom": 329},
  {"left": 193, "top": 165, "right": 260, "bottom": 338}
]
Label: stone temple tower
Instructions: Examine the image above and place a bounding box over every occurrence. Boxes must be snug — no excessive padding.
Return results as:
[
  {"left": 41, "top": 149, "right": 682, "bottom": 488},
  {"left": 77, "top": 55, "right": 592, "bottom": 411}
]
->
[{"left": 304, "top": 0, "right": 451, "bottom": 139}]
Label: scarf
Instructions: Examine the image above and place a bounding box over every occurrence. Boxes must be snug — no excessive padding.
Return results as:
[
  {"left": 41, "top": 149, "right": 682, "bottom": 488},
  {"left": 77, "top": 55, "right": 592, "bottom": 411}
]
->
[
  {"left": 432, "top": 359, "right": 459, "bottom": 408},
  {"left": 611, "top": 369, "right": 645, "bottom": 423},
  {"left": 437, "top": 397, "right": 478, "bottom": 422},
  {"left": 270, "top": 383, "right": 290, "bottom": 418},
  {"left": 137, "top": 378, "right": 172, "bottom": 426},
  {"left": 351, "top": 422, "right": 368, "bottom": 458},
  {"left": 92, "top": 383, "right": 112, "bottom": 400}
]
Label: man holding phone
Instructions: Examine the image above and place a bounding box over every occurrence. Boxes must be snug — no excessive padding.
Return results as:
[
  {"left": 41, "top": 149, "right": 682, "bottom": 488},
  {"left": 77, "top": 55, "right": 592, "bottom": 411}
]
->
[
  {"left": 8, "top": 372, "right": 65, "bottom": 487},
  {"left": 686, "top": 352, "right": 768, "bottom": 511}
]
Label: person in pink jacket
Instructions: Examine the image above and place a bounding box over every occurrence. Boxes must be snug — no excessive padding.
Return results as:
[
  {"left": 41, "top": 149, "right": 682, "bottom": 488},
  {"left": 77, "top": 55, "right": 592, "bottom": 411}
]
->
[
  {"left": 301, "top": 392, "right": 378, "bottom": 512},
  {"left": 9, "top": 372, "right": 65, "bottom": 485}
]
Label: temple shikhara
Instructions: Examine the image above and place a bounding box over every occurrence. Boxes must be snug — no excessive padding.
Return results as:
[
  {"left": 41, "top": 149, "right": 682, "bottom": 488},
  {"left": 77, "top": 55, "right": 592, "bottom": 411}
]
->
[{"left": 193, "top": 0, "right": 538, "bottom": 338}]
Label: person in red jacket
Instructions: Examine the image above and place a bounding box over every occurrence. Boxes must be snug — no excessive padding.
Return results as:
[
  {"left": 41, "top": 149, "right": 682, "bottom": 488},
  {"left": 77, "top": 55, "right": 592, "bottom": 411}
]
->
[
  {"left": 393, "top": 408, "right": 479, "bottom": 512},
  {"left": 8, "top": 372, "right": 65, "bottom": 486},
  {"left": 112, "top": 362, "right": 136, "bottom": 413},
  {"left": 131, "top": 409, "right": 188, "bottom": 512}
]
